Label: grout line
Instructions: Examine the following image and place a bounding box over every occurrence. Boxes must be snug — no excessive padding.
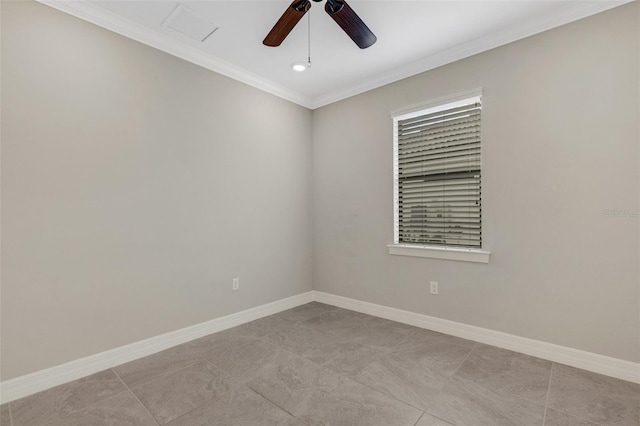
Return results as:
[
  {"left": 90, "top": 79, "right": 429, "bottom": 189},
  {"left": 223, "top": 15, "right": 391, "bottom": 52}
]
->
[
  {"left": 8, "top": 403, "right": 13, "bottom": 426},
  {"left": 279, "top": 322, "right": 427, "bottom": 414},
  {"left": 413, "top": 411, "right": 456, "bottom": 426},
  {"left": 337, "top": 344, "right": 429, "bottom": 413},
  {"left": 429, "top": 413, "right": 457, "bottom": 426},
  {"left": 29, "top": 371, "right": 142, "bottom": 426},
  {"left": 417, "top": 344, "right": 475, "bottom": 422},
  {"left": 260, "top": 329, "right": 335, "bottom": 373},
  {"left": 155, "top": 362, "right": 255, "bottom": 426},
  {"left": 123, "top": 359, "right": 199, "bottom": 390},
  {"left": 346, "top": 370, "right": 426, "bottom": 413},
  {"left": 110, "top": 369, "right": 161, "bottom": 426},
  {"left": 41, "top": 389, "right": 131, "bottom": 426},
  {"left": 436, "top": 343, "right": 555, "bottom": 417},
  {"left": 541, "top": 363, "right": 554, "bottom": 425},
  {"left": 264, "top": 315, "right": 440, "bottom": 415},
  {"left": 202, "top": 358, "right": 238, "bottom": 383},
  {"left": 114, "top": 343, "right": 211, "bottom": 392},
  {"left": 244, "top": 385, "right": 305, "bottom": 423},
  {"left": 413, "top": 411, "right": 427, "bottom": 426},
  {"left": 546, "top": 401, "right": 607, "bottom": 425},
  {"left": 253, "top": 321, "right": 426, "bottom": 419},
  {"left": 443, "top": 343, "right": 474, "bottom": 386},
  {"left": 540, "top": 367, "right": 611, "bottom": 425}
]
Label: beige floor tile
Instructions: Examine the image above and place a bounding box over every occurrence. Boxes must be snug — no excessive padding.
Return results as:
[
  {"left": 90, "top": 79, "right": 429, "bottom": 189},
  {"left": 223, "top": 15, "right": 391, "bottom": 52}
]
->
[
  {"left": 182, "top": 328, "right": 259, "bottom": 359},
  {"left": 166, "top": 385, "right": 302, "bottom": 426},
  {"left": 415, "top": 413, "right": 455, "bottom": 426},
  {"left": 547, "top": 364, "right": 640, "bottom": 426},
  {"left": 1, "top": 403, "right": 11, "bottom": 426},
  {"left": 268, "top": 302, "right": 336, "bottom": 323},
  {"left": 206, "top": 339, "right": 298, "bottom": 383},
  {"left": 427, "top": 375, "right": 545, "bottom": 426},
  {"left": 235, "top": 314, "right": 298, "bottom": 338},
  {"left": 246, "top": 348, "right": 421, "bottom": 425},
  {"left": 300, "top": 309, "right": 368, "bottom": 335},
  {"left": 544, "top": 408, "right": 599, "bottom": 426},
  {"left": 321, "top": 341, "right": 390, "bottom": 377},
  {"left": 10, "top": 369, "right": 126, "bottom": 426},
  {"left": 47, "top": 391, "right": 157, "bottom": 426},
  {"left": 247, "top": 354, "right": 345, "bottom": 416},
  {"left": 455, "top": 344, "right": 552, "bottom": 404},
  {"left": 340, "top": 316, "right": 423, "bottom": 349},
  {"left": 7, "top": 307, "right": 636, "bottom": 426},
  {"left": 390, "top": 336, "right": 473, "bottom": 377},
  {"left": 297, "top": 375, "right": 423, "bottom": 426},
  {"left": 263, "top": 322, "right": 347, "bottom": 363},
  {"left": 410, "top": 328, "right": 477, "bottom": 349},
  {"left": 132, "top": 361, "right": 235, "bottom": 425},
  {"left": 114, "top": 345, "right": 197, "bottom": 388},
  {"left": 354, "top": 352, "right": 450, "bottom": 410}
]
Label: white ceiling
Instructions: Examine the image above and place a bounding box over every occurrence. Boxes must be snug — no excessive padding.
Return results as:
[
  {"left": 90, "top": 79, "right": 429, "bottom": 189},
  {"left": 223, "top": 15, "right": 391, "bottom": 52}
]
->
[{"left": 39, "top": 0, "right": 630, "bottom": 109}]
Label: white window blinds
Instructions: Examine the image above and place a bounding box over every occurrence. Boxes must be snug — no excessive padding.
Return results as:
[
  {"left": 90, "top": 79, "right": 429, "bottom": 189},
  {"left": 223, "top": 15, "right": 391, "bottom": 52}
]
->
[{"left": 394, "top": 96, "right": 482, "bottom": 248}]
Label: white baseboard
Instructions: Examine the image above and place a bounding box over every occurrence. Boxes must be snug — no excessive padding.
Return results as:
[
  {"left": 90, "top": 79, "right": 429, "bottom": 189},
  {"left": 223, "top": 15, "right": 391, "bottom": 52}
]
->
[
  {"left": 0, "top": 291, "right": 314, "bottom": 404},
  {"left": 2, "top": 289, "right": 638, "bottom": 404},
  {"left": 313, "top": 291, "right": 640, "bottom": 384}
]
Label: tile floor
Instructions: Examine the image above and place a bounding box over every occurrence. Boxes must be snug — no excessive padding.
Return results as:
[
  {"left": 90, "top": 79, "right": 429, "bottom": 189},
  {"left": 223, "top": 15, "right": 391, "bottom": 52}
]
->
[{"left": 2, "top": 302, "right": 638, "bottom": 426}]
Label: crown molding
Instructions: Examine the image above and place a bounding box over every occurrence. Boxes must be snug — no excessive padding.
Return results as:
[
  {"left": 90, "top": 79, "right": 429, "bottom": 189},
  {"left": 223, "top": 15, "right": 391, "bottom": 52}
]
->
[
  {"left": 308, "top": 0, "right": 634, "bottom": 109},
  {"left": 35, "top": 0, "right": 314, "bottom": 109},
  {"left": 37, "top": 0, "right": 633, "bottom": 110}
]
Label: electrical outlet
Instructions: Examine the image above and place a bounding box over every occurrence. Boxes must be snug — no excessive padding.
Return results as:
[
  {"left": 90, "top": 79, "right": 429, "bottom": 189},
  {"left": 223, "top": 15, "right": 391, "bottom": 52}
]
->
[
  {"left": 232, "top": 278, "right": 240, "bottom": 291},
  {"left": 430, "top": 281, "right": 439, "bottom": 295}
]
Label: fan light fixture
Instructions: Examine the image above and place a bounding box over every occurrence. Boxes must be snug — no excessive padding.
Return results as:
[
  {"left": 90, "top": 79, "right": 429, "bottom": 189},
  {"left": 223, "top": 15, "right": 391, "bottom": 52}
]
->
[
  {"left": 292, "top": 63, "right": 307, "bottom": 72},
  {"left": 291, "top": 12, "right": 312, "bottom": 72}
]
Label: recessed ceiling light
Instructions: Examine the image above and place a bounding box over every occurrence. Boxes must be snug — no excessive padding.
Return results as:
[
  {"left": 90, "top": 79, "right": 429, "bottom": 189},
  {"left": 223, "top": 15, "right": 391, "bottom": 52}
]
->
[{"left": 292, "top": 63, "right": 307, "bottom": 72}]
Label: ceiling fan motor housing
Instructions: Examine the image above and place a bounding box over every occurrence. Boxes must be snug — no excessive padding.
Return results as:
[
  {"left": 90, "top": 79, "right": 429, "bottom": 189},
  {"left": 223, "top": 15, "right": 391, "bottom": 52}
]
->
[
  {"left": 293, "top": 1, "right": 311, "bottom": 13},
  {"left": 324, "top": 0, "right": 345, "bottom": 14}
]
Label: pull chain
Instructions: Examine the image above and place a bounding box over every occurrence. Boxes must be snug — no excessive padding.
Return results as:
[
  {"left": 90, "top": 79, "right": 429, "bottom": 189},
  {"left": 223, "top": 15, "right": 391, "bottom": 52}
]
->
[{"left": 307, "top": 11, "right": 312, "bottom": 68}]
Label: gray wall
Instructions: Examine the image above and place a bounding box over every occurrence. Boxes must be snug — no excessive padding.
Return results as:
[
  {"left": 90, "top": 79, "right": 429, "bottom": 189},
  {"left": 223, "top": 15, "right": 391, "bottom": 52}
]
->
[
  {"left": 312, "top": 3, "right": 640, "bottom": 363},
  {"left": 1, "top": 1, "right": 313, "bottom": 380},
  {"left": 2, "top": 0, "right": 638, "bottom": 382}
]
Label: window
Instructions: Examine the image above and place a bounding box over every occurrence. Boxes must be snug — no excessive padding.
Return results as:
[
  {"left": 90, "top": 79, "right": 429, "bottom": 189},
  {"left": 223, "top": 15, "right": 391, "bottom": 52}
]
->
[{"left": 389, "top": 92, "right": 490, "bottom": 263}]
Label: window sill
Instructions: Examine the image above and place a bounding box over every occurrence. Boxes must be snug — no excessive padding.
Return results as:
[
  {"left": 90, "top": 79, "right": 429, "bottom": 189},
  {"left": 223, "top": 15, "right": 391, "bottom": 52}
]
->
[{"left": 387, "top": 244, "right": 491, "bottom": 263}]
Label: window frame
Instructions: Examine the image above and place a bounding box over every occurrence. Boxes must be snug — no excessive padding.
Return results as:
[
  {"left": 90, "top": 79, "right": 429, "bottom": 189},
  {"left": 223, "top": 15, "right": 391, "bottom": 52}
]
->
[{"left": 388, "top": 89, "right": 490, "bottom": 263}]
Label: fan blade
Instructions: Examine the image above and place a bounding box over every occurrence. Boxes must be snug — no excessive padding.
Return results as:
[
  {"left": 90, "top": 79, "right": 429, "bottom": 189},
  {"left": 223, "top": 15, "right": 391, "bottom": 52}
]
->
[
  {"left": 325, "top": 0, "right": 376, "bottom": 49},
  {"left": 263, "top": 0, "right": 311, "bottom": 47}
]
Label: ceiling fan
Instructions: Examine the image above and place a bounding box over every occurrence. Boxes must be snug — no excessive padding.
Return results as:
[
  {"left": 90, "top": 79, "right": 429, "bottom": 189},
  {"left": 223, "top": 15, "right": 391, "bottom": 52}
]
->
[{"left": 263, "top": 0, "right": 377, "bottom": 49}]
